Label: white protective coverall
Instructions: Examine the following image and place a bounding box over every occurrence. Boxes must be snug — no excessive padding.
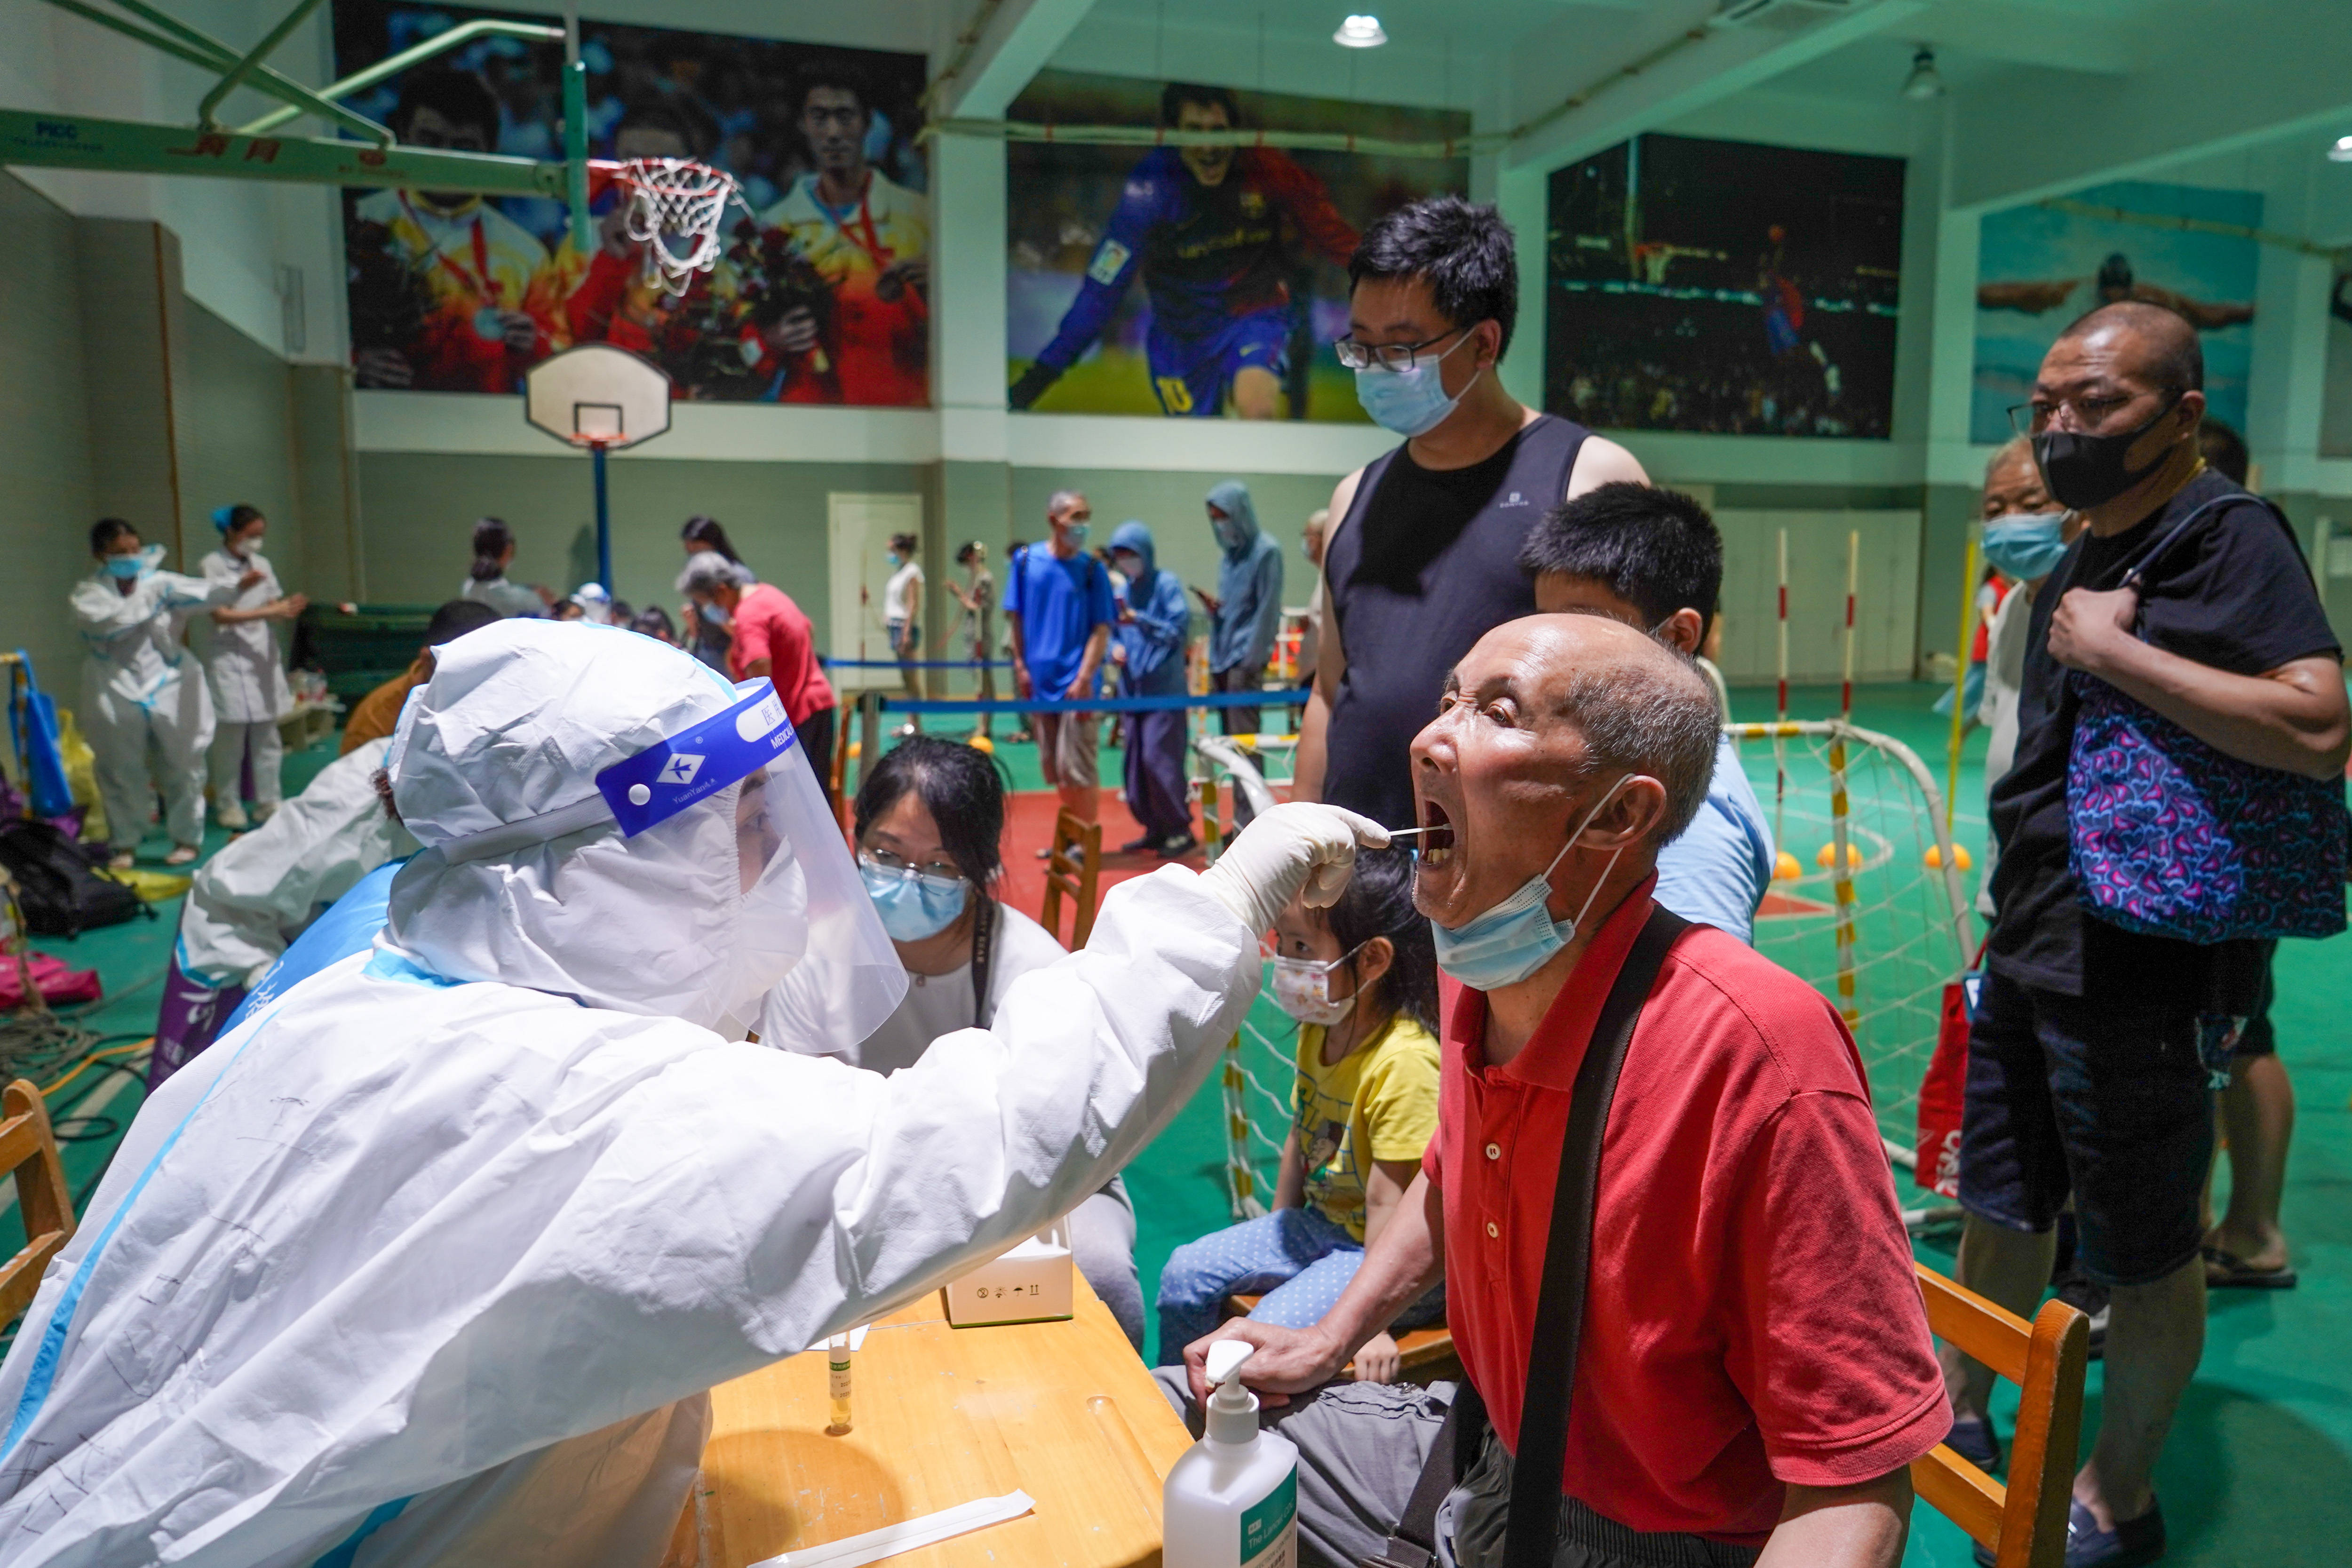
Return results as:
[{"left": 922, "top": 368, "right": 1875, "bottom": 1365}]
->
[
  {"left": 174, "top": 742, "right": 419, "bottom": 989},
  {"left": 195, "top": 544, "right": 295, "bottom": 817},
  {"left": 70, "top": 552, "right": 233, "bottom": 851},
  {"left": 0, "top": 619, "right": 1370, "bottom": 1568}
]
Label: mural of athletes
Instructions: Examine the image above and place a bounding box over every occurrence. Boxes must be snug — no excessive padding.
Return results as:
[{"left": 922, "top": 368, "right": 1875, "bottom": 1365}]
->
[
  {"left": 333, "top": 0, "right": 929, "bottom": 405},
  {"left": 1973, "top": 181, "right": 2259, "bottom": 444},
  {"left": 1005, "top": 72, "right": 1468, "bottom": 421},
  {"left": 1545, "top": 135, "right": 1905, "bottom": 439}
]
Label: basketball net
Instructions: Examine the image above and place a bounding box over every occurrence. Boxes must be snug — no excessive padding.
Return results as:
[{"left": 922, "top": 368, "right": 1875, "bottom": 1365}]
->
[{"left": 615, "top": 158, "right": 744, "bottom": 294}]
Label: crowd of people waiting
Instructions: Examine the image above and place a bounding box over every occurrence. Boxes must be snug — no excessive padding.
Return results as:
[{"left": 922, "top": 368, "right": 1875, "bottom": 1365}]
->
[{"left": 33, "top": 192, "right": 2346, "bottom": 1568}]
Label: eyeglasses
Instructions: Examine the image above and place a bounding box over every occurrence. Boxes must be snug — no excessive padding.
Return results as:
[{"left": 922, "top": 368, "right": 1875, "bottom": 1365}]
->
[
  {"left": 861, "top": 845, "right": 965, "bottom": 883},
  {"left": 2006, "top": 391, "right": 2153, "bottom": 437},
  {"left": 1335, "top": 327, "right": 1468, "bottom": 373}
]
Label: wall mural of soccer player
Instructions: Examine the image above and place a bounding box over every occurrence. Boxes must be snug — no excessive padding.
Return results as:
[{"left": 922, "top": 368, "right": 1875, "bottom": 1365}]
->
[
  {"left": 335, "top": 0, "right": 927, "bottom": 405},
  {"left": 349, "top": 67, "right": 571, "bottom": 393},
  {"left": 1005, "top": 72, "right": 1468, "bottom": 422},
  {"left": 1010, "top": 83, "right": 1358, "bottom": 420}
]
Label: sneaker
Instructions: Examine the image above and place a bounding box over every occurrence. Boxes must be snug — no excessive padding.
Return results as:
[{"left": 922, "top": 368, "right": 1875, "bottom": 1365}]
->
[
  {"left": 215, "top": 804, "right": 250, "bottom": 831},
  {"left": 2064, "top": 1498, "right": 2164, "bottom": 1568},
  {"left": 1947, "top": 1413, "right": 2001, "bottom": 1472},
  {"left": 2057, "top": 1275, "right": 2110, "bottom": 1361},
  {"left": 1158, "top": 833, "right": 1200, "bottom": 860},
  {"left": 164, "top": 844, "right": 199, "bottom": 867},
  {"left": 108, "top": 850, "right": 135, "bottom": 871},
  {"left": 252, "top": 801, "right": 278, "bottom": 823},
  {"left": 1118, "top": 834, "right": 1159, "bottom": 854}
]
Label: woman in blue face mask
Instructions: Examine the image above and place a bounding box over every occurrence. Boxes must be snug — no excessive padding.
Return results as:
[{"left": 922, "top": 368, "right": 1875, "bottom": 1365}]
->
[{"left": 817, "top": 735, "right": 1151, "bottom": 1350}]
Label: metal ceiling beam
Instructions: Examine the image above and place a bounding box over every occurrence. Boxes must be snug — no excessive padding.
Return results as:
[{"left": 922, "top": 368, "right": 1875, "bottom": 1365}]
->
[{"left": 929, "top": 0, "right": 1097, "bottom": 121}]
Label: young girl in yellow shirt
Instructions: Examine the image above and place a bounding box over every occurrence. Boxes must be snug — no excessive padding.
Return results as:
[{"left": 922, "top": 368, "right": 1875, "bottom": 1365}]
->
[{"left": 1154, "top": 850, "right": 1442, "bottom": 1377}]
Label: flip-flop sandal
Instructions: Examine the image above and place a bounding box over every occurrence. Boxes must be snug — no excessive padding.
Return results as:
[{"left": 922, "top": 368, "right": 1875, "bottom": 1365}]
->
[{"left": 2203, "top": 1244, "right": 2298, "bottom": 1289}]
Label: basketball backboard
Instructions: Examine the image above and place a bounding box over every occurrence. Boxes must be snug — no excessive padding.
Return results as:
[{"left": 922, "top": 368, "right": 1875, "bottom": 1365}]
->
[{"left": 524, "top": 343, "right": 672, "bottom": 450}]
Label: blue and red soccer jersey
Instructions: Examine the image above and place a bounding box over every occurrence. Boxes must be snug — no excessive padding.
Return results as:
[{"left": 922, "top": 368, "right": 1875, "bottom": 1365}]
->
[{"left": 1029, "top": 147, "right": 1357, "bottom": 416}]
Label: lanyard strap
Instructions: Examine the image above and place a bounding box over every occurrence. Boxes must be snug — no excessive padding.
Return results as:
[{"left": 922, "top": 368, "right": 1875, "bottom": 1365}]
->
[{"left": 970, "top": 898, "right": 998, "bottom": 1031}]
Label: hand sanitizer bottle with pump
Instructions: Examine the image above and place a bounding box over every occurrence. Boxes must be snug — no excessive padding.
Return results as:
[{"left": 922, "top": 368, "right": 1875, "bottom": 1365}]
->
[{"left": 1164, "top": 1341, "right": 1301, "bottom": 1568}]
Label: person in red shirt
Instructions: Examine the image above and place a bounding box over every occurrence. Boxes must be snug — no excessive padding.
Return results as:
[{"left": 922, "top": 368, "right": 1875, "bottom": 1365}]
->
[
  {"left": 683, "top": 553, "right": 839, "bottom": 808},
  {"left": 1164, "top": 614, "right": 1947, "bottom": 1568}
]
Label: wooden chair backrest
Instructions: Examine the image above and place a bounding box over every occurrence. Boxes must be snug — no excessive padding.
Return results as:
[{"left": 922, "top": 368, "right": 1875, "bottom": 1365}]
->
[
  {"left": 0, "top": 1078, "right": 74, "bottom": 1326},
  {"left": 1040, "top": 809, "right": 1104, "bottom": 948},
  {"left": 1911, "top": 1262, "right": 2089, "bottom": 1568}
]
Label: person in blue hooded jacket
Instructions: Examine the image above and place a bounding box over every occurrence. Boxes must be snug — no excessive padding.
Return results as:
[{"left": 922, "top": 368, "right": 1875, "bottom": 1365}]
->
[
  {"left": 1108, "top": 521, "right": 1199, "bottom": 859},
  {"left": 1198, "top": 481, "right": 1284, "bottom": 776}
]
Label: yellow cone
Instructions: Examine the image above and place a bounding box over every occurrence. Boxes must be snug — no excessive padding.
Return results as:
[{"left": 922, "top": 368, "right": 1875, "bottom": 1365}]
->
[
  {"left": 1924, "top": 843, "right": 1973, "bottom": 871},
  {"left": 1773, "top": 851, "right": 1803, "bottom": 881},
  {"left": 967, "top": 734, "right": 995, "bottom": 755},
  {"left": 1816, "top": 842, "right": 1862, "bottom": 871}
]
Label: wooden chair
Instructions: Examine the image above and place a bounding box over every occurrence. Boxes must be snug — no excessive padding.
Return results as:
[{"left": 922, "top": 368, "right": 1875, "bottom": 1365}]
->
[
  {"left": 0, "top": 1078, "right": 74, "bottom": 1326},
  {"left": 1228, "top": 1293, "right": 1459, "bottom": 1384},
  {"left": 1912, "top": 1262, "right": 2090, "bottom": 1568},
  {"left": 1039, "top": 809, "right": 1104, "bottom": 948}
]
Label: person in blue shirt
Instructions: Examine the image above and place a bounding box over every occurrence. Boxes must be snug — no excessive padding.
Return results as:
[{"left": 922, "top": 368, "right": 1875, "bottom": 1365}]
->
[
  {"left": 1007, "top": 83, "right": 1358, "bottom": 420},
  {"left": 1108, "top": 521, "right": 1198, "bottom": 860},
  {"left": 1517, "top": 482, "right": 1775, "bottom": 942},
  {"left": 1004, "top": 490, "right": 1117, "bottom": 825},
  {"left": 1197, "top": 480, "right": 1284, "bottom": 749}
]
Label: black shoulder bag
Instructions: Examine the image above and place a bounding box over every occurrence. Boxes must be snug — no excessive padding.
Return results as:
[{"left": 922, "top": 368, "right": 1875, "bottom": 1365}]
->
[{"left": 1363, "top": 905, "right": 1690, "bottom": 1568}]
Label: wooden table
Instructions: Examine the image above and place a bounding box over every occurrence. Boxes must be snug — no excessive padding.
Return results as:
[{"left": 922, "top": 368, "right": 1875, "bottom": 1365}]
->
[{"left": 665, "top": 1278, "right": 1191, "bottom": 1568}]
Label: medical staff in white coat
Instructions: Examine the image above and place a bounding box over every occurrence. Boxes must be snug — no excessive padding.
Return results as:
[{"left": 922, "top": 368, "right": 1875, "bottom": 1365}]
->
[
  {"left": 70, "top": 518, "right": 239, "bottom": 868},
  {"left": 149, "top": 741, "right": 420, "bottom": 1086},
  {"left": 195, "top": 504, "right": 308, "bottom": 830},
  {"left": 0, "top": 618, "right": 1377, "bottom": 1567}
]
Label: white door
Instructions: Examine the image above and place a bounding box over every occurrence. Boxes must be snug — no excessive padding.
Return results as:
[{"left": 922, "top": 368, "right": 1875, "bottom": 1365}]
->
[{"left": 827, "top": 492, "right": 923, "bottom": 692}]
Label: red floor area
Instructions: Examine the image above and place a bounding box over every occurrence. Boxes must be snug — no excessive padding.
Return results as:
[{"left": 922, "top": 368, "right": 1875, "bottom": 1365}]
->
[{"left": 993, "top": 790, "right": 1209, "bottom": 944}]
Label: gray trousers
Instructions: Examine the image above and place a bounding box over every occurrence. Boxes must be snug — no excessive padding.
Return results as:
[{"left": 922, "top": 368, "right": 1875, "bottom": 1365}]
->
[{"left": 1152, "top": 1374, "right": 1761, "bottom": 1568}]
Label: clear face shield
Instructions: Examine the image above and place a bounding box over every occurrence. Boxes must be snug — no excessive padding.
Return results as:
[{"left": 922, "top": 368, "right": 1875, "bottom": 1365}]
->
[{"left": 438, "top": 680, "right": 905, "bottom": 1044}]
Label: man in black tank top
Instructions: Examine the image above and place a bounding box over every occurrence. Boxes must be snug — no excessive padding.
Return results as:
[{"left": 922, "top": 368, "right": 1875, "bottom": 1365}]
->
[{"left": 1294, "top": 197, "right": 1650, "bottom": 829}]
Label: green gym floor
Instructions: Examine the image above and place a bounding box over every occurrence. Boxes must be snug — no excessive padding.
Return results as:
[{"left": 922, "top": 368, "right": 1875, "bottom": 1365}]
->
[{"left": 7, "top": 687, "right": 2347, "bottom": 1564}]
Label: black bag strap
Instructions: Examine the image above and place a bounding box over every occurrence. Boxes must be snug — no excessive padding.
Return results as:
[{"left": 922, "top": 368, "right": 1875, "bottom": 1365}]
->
[
  {"left": 1362, "top": 904, "right": 1688, "bottom": 1568},
  {"left": 1503, "top": 903, "right": 1687, "bottom": 1568}
]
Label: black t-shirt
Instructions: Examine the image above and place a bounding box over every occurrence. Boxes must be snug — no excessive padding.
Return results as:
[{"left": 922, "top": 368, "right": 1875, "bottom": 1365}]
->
[{"left": 1986, "top": 469, "right": 2343, "bottom": 1003}]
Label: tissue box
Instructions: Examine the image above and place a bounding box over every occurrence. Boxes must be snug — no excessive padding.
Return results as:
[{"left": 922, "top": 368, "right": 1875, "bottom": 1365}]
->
[{"left": 943, "top": 1221, "right": 1074, "bottom": 1327}]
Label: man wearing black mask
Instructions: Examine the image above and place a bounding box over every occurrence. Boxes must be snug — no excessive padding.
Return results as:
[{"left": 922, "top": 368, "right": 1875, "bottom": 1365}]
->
[{"left": 1946, "top": 301, "right": 2347, "bottom": 1568}]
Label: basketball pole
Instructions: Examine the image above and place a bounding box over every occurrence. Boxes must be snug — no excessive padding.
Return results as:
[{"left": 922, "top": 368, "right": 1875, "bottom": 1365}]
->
[
  {"left": 591, "top": 441, "right": 612, "bottom": 594},
  {"left": 563, "top": 5, "right": 590, "bottom": 252}
]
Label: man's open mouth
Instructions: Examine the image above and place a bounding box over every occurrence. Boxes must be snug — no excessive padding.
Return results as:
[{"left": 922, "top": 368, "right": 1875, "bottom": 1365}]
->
[{"left": 1417, "top": 801, "right": 1454, "bottom": 866}]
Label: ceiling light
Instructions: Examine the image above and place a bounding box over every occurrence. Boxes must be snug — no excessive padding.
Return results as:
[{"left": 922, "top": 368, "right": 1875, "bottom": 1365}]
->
[
  {"left": 1901, "top": 46, "right": 1944, "bottom": 102},
  {"left": 1335, "top": 15, "right": 1387, "bottom": 48},
  {"left": 2329, "top": 135, "right": 2352, "bottom": 163}
]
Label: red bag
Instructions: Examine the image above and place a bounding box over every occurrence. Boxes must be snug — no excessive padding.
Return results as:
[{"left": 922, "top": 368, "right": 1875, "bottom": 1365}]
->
[
  {"left": 1915, "top": 969, "right": 1980, "bottom": 1198},
  {"left": 0, "top": 950, "right": 103, "bottom": 1009}
]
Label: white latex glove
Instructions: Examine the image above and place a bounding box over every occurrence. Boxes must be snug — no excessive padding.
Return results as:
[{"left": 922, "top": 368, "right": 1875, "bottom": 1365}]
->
[{"left": 1198, "top": 802, "right": 1390, "bottom": 938}]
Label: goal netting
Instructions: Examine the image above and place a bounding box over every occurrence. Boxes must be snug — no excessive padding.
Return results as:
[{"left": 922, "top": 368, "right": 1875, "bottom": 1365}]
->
[{"left": 1207, "top": 720, "right": 1975, "bottom": 1222}]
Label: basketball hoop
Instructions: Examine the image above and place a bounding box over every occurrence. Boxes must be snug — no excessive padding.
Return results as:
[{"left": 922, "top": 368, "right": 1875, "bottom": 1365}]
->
[{"left": 611, "top": 157, "right": 746, "bottom": 295}]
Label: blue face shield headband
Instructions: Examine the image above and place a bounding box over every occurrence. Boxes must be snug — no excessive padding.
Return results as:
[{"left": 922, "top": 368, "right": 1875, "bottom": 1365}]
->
[{"left": 436, "top": 680, "right": 801, "bottom": 867}]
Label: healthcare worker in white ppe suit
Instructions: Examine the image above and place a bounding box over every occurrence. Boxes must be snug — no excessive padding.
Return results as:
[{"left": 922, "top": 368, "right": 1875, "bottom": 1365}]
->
[
  {"left": 71, "top": 517, "right": 242, "bottom": 868},
  {"left": 0, "top": 618, "right": 1379, "bottom": 1568}
]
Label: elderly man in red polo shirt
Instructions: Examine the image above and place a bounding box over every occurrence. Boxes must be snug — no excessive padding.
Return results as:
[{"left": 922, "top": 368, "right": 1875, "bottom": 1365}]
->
[{"left": 1164, "top": 614, "right": 1947, "bottom": 1568}]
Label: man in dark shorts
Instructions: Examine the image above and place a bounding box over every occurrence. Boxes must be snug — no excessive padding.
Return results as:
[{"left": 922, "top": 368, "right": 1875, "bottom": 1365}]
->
[
  {"left": 1949, "top": 302, "right": 2348, "bottom": 1567},
  {"left": 1291, "top": 196, "right": 1647, "bottom": 828}
]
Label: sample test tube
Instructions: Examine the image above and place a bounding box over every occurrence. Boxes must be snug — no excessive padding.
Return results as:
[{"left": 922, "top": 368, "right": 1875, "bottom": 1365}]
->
[{"left": 826, "top": 1331, "right": 852, "bottom": 1434}]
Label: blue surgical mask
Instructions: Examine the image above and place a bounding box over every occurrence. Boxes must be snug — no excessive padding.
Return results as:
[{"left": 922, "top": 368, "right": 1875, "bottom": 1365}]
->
[
  {"left": 1980, "top": 512, "right": 2070, "bottom": 582},
  {"left": 1062, "top": 522, "right": 1090, "bottom": 549},
  {"left": 104, "top": 555, "right": 145, "bottom": 580},
  {"left": 1428, "top": 775, "right": 1634, "bottom": 991},
  {"left": 1353, "top": 333, "right": 1478, "bottom": 438},
  {"left": 860, "top": 854, "right": 969, "bottom": 942},
  {"left": 701, "top": 599, "right": 731, "bottom": 628}
]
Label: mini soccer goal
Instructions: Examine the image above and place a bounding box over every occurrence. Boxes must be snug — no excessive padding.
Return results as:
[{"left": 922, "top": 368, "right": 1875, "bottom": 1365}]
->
[{"left": 1208, "top": 719, "right": 1975, "bottom": 1223}]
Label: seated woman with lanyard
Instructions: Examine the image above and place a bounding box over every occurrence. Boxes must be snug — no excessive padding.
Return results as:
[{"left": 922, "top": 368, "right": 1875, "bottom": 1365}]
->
[{"left": 766, "top": 736, "right": 1149, "bottom": 1350}]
